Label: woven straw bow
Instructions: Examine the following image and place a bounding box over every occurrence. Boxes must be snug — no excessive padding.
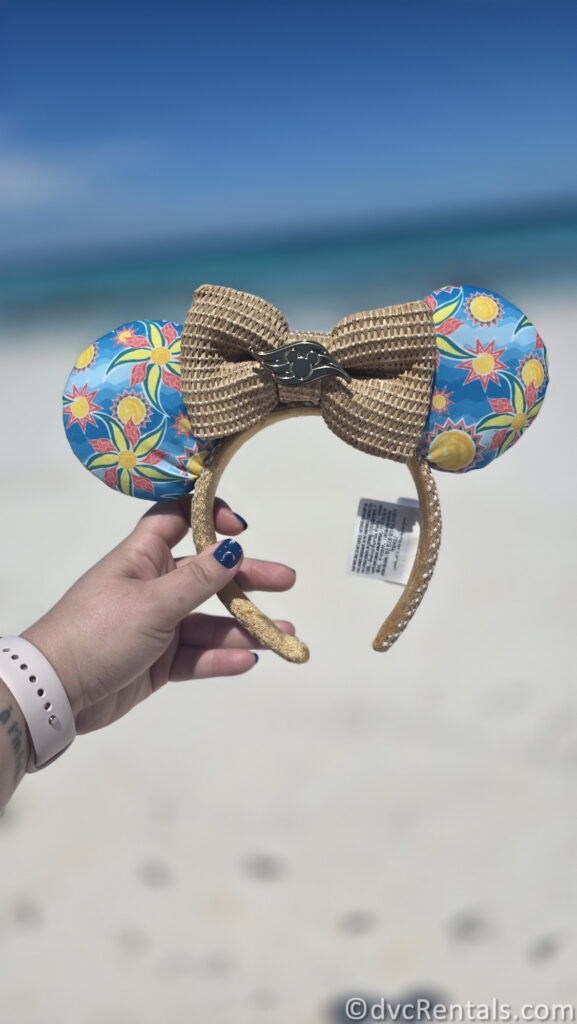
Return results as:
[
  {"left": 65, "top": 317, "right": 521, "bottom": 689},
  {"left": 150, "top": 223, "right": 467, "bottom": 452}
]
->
[
  {"left": 180, "top": 284, "right": 438, "bottom": 461},
  {"left": 180, "top": 284, "right": 443, "bottom": 663}
]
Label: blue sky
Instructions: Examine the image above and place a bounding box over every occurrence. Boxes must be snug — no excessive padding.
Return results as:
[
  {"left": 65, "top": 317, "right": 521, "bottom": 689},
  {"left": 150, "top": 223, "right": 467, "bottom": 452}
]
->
[{"left": 1, "top": 0, "right": 576, "bottom": 257}]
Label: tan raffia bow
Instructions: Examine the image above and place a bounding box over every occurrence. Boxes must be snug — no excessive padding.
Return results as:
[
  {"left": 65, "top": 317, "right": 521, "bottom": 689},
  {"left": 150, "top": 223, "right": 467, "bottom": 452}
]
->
[
  {"left": 180, "top": 284, "right": 438, "bottom": 460},
  {"left": 180, "top": 284, "right": 442, "bottom": 664}
]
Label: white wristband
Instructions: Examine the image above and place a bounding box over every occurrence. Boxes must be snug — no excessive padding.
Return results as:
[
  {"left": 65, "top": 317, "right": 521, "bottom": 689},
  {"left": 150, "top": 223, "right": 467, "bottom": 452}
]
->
[{"left": 0, "top": 637, "right": 76, "bottom": 773}]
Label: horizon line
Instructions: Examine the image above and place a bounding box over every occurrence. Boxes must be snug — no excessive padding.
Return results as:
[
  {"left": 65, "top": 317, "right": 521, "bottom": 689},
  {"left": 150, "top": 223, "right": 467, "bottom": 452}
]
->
[{"left": 2, "top": 193, "right": 577, "bottom": 272}]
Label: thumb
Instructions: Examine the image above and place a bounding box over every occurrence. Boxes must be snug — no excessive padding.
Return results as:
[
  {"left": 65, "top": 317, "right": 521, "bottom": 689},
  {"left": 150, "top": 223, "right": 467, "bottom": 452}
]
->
[{"left": 150, "top": 538, "right": 244, "bottom": 629}]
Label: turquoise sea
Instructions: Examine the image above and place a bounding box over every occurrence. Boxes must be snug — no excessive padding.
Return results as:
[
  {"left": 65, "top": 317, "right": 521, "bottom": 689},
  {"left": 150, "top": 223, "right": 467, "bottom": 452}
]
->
[{"left": 1, "top": 206, "right": 575, "bottom": 338}]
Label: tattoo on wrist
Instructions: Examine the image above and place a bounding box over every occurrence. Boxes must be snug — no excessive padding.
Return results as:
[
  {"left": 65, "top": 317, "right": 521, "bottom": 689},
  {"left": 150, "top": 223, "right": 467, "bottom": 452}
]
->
[{"left": 0, "top": 703, "right": 27, "bottom": 784}]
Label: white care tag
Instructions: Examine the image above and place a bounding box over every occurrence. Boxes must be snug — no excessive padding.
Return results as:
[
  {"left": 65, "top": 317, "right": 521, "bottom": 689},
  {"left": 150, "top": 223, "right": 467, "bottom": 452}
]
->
[{"left": 347, "top": 498, "right": 420, "bottom": 586}]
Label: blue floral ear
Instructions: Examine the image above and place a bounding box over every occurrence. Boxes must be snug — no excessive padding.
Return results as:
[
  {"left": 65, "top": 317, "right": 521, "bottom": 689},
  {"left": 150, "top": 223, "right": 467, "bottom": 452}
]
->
[
  {"left": 62, "top": 320, "right": 217, "bottom": 499},
  {"left": 418, "top": 285, "right": 549, "bottom": 471}
]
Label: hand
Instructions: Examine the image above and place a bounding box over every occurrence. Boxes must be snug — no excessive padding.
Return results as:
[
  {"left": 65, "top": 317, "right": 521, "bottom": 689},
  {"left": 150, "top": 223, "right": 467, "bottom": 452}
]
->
[{"left": 21, "top": 497, "right": 295, "bottom": 735}]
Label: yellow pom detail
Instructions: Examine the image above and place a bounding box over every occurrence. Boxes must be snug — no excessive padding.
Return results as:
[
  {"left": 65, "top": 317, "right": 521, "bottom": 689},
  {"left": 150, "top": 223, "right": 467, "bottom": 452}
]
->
[
  {"left": 116, "top": 396, "right": 147, "bottom": 424},
  {"left": 74, "top": 345, "right": 95, "bottom": 369},
  {"left": 472, "top": 353, "right": 495, "bottom": 376},
  {"left": 150, "top": 347, "right": 170, "bottom": 365},
  {"left": 118, "top": 451, "right": 137, "bottom": 470},
  {"left": 521, "top": 359, "right": 545, "bottom": 388},
  {"left": 511, "top": 412, "right": 527, "bottom": 432},
  {"left": 469, "top": 295, "right": 499, "bottom": 322},
  {"left": 428, "top": 430, "right": 476, "bottom": 470},
  {"left": 70, "top": 396, "right": 89, "bottom": 419},
  {"left": 186, "top": 452, "right": 209, "bottom": 477}
]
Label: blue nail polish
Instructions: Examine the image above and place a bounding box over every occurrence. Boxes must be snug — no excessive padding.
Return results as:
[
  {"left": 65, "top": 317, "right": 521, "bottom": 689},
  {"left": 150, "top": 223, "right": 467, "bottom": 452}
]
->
[
  {"left": 253, "top": 653, "right": 259, "bottom": 664},
  {"left": 213, "top": 538, "right": 243, "bottom": 568},
  {"left": 233, "top": 513, "right": 248, "bottom": 531}
]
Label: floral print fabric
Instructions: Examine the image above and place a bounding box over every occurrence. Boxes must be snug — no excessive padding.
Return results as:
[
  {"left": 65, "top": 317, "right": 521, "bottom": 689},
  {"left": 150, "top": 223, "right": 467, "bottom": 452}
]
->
[
  {"left": 64, "top": 287, "right": 549, "bottom": 500},
  {"left": 418, "top": 285, "right": 548, "bottom": 472},
  {"left": 63, "top": 320, "right": 216, "bottom": 500}
]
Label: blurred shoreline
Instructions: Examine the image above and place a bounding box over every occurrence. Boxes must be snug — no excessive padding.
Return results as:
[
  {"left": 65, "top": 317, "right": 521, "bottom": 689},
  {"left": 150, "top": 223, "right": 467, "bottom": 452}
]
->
[{"left": 2, "top": 203, "right": 576, "bottom": 339}]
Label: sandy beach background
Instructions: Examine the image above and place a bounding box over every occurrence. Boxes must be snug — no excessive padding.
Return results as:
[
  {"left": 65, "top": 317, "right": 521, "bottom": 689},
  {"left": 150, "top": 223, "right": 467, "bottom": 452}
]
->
[{"left": 0, "top": 224, "right": 576, "bottom": 1022}]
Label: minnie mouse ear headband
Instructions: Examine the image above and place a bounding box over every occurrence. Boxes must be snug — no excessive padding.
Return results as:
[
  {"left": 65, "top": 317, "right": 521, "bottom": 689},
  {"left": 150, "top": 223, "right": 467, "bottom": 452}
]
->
[{"left": 63, "top": 284, "right": 549, "bottom": 663}]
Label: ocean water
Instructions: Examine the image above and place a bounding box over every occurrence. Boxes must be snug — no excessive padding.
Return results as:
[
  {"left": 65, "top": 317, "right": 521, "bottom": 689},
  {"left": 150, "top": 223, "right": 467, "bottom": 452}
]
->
[{"left": 1, "top": 209, "right": 575, "bottom": 338}]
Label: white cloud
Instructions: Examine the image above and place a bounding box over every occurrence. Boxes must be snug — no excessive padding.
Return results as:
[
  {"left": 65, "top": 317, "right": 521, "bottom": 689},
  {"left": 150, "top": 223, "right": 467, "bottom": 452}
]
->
[
  {"left": 0, "top": 135, "right": 161, "bottom": 212},
  {"left": 0, "top": 152, "right": 83, "bottom": 208}
]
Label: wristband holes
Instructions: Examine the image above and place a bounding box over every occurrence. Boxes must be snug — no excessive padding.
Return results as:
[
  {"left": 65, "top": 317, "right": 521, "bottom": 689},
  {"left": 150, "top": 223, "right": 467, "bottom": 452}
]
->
[{"left": 2, "top": 648, "right": 56, "bottom": 721}]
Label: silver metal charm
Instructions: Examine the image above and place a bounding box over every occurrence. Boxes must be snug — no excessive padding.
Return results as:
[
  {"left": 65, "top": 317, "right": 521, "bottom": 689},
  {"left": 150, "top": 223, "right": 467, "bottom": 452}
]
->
[{"left": 254, "top": 340, "right": 351, "bottom": 388}]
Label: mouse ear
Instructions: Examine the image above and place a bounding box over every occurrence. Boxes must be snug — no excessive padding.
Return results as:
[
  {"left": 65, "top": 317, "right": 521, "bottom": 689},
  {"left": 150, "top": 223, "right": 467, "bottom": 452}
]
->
[
  {"left": 62, "top": 319, "right": 217, "bottom": 499},
  {"left": 418, "top": 285, "right": 549, "bottom": 472}
]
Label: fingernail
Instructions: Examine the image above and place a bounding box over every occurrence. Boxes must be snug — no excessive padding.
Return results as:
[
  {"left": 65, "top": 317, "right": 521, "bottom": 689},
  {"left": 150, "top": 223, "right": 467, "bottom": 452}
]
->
[
  {"left": 213, "top": 538, "right": 243, "bottom": 568},
  {"left": 233, "top": 513, "right": 248, "bottom": 531},
  {"left": 253, "top": 653, "right": 259, "bottom": 664}
]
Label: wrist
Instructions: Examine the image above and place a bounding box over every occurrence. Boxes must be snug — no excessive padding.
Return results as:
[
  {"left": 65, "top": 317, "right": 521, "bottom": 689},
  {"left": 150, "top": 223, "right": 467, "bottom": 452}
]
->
[
  {"left": 0, "top": 675, "right": 31, "bottom": 794},
  {"left": 0, "top": 636, "right": 76, "bottom": 773},
  {"left": 20, "top": 623, "right": 84, "bottom": 718}
]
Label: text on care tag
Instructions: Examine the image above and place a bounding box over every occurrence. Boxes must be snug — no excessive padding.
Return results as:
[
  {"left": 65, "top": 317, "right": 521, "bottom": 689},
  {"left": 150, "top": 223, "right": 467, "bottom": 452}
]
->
[{"left": 347, "top": 498, "right": 420, "bottom": 586}]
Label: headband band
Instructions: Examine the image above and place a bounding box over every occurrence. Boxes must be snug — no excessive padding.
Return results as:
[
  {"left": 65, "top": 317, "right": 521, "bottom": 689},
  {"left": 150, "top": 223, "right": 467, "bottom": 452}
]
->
[{"left": 190, "top": 405, "right": 442, "bottom": 662}]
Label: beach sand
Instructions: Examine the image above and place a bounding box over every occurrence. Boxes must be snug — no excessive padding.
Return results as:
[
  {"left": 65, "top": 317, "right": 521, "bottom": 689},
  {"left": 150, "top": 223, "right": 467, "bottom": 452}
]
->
[{"left": 1, "top": 289, "right": 575, "bottom": 1022}]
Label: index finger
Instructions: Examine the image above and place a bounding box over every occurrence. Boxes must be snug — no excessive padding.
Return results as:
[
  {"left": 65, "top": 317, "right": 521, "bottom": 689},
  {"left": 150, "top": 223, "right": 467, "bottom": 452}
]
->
[
  {"left": 132, "top": 495, "right": 246, "bottom": 551},
  {"left": 132, "top": 496, "right": 191, "bottom": 548}
]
